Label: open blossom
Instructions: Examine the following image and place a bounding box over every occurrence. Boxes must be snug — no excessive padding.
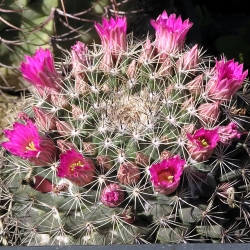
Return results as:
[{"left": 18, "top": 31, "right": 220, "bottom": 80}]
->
[
  {"left": 150, "top": 11, "right": 193, "bottom": 60},
  {"left": 1, "top": 119, "right": 57, "bottom": 165},
  {"left": 217, "top": 122, "right": 241, "bottom": 144},
  {"left": 57, "top": 149, "right": 95, "bottom": 186},
  {"left": 187, "top": 127, "right": 220, "bottom": 162},
  {"left": 100, "top": 183, "right": 124, "bottom": 207},
  {"left": 149, "top": 155, "right": 185, "bottom": 195},
  {"left": 20, "top": 48, "right": 61, "bottom": 93},
  {"left": 95, "top": 16, "right": 127, "bottom": 58},
  {"left": 207, "top": 58, "right": 248, "bottom": 101}
]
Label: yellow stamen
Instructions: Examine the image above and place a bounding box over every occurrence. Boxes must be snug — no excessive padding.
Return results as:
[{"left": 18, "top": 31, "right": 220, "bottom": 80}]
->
[
  {"left": 70, "top": 161, "right": 82, "bottom": 172},
  {"left": 199, "top": 138, "right": 208, "bottom": 147},
  {"left": 25, "top": 141, "right": 37, "bottom": 151},
  {"left": 158, "top": 171, "right": 174, "bottom": 183}
]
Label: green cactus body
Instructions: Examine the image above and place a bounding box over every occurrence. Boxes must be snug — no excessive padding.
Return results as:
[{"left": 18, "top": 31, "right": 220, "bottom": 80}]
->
[{"left": 1, "top": 12, "right": 250, "bottom": 246}]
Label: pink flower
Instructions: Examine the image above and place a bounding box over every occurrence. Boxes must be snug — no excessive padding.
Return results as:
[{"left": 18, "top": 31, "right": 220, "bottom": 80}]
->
[
  {"left": 187, "top": 127, "right": 220, "bottom": 162},
  {"left": 197, "top": 101, "right": 220, "bottom": 126},
  {"left": 1, "top": 119, "right": 57, "bottom": 165},
  {"left": 217, "top": 122, "right": 241, "bottom": 144},
  {"left": 20, "top": 48, "right": 61, "bottom": 93},
  {"left": 149, "top": 155, "right": 185, "bottom": 195},
  {"left": 207, "top": 58, "right": 248, "bottom": 101},
  {"left": 100, "top": 183, "right": 124, "bottom": 207},
  {"left": 95, "top": 16, "right": 127, "bottom": 59},
  {"left": 57, "top": 149, "right": 95, "bottom": 186},
  {"left": 150, "top": 11, "right": 193, "bottom": 60}
]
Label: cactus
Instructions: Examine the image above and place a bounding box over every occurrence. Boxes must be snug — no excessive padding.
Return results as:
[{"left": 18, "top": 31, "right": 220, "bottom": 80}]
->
[{"left": 1, "top": 10, "right": 250, "bottom": 246}]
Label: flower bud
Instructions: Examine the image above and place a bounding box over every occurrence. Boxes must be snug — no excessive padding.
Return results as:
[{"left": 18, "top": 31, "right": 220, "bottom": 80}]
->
[
  {"left": 135, "top": 152, "right": 150, "bottom": 166},
  {"left": 197, "top": 102, "right": 220, "bottom": 126},
  {"left": 186, "top": 74, "right": 204, "bottom": 96},
  {"left": 71, "top": 105, "right": 83, "bottom": 120},
  {"left": 56, "top": 121, "right": 73, "bottom": 137},
  {"left": 33, "top": 107, "right": 58, "bottom": 131},
  {"left": 138, "top": 39, "right": 154, "bottom": 64},
  {"left": 176, "top": 44, "right": 199, "bottom": 71},
  {"left": 123, "top": 206, "right": 137, "bottom": 224},
  {"left": 126, "top": 60, "right": 137, "bottom": 79},
  {"left": 96, "top": 155, "right": 112, "bottom": 171},
  {"left": 158, "top": 58, "right": 173, "bottom": 76},
  {"left": 160, "top": 150, "right": 173, "bottom": 160},
  {"left": 50, "top": 90, "right": 68, "bottom": 108},
  {"left": 117, "top": 161, "right": 140, "bottom": 185},
  {"left": 30, "top": 176, "right": 53, "bottom": 193},
  {"left": 100, "top": 183, "right": 124, "bottom": 208},
  {"left": 83, "top": 142, "right": 96, "bottom": 155},
  {"left": 217, "top": 122, "right": 241, "bottom": 144},
  {"left": 99, "top": 52, "right": 113, "bottom": 71},
  {"left": 57, "top": 139, "right": 75, "bottom": 153},
  {"left": 181, "top": 124, "right": 196, "bottom": 138},
  {"left": 17, "top": 112, "right": 30, "bottom": 123},
  {"left": 181, "top": 96, "right": 195, "bottom": 110}
]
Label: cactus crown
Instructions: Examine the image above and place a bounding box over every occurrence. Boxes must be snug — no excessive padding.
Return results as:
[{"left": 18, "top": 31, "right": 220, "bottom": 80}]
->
[{"left": 1, "top": 11, "right": 250, "bottom": 246}]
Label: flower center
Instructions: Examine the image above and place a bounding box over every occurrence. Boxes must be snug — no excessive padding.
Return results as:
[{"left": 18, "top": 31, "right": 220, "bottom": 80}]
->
[
  {"left": 199, "top": 138, "right": 209, "bottom": 147},
  {"left": 158, "top": 170, "right": 174, "bottom": 183},
  {"left": 26, "top": 141, "right": 37, "bottom": 151},
  {"left": 70, "top": 160, "right": 83, "bottom": 173},
  {"left": 106, "top": 191, "right": 118, "bottom": 202}
]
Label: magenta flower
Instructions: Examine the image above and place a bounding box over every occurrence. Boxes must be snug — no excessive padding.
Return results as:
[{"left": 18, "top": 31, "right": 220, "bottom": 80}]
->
[
  {"left": 149, "top": 155, "right": 185, "bottom": 195},
  {"left": 187, "top": 127, "right": 220, "bottom": 162},
  {"left": 95, "top": 16, "right": 127, "bottom": 59},
  {"left": 57, "top": 149, "right": 95, "bottom": 186},
  {"left": 150, "top": 11, "right": 193, "bottom": 60},
  {"left": 100, "top": 183, "right": 124, "bottom": 207},
  {"left": 20, "top": 48, "right": 61, "bottom": 93},
  {"left": 217, "top": 122, "right": 241, "bottom": 144},
  {"left": 207, "top": 58, "right": 248, "bottom": 101},
  {"left": 1, "top": 119, "right": 57, "bottom": 165}
]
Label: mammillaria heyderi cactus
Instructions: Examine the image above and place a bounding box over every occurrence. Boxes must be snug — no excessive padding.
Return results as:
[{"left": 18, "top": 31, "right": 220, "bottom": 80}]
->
[{"left": 1, "top": 11, "right": 250, "bottom": 245}]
